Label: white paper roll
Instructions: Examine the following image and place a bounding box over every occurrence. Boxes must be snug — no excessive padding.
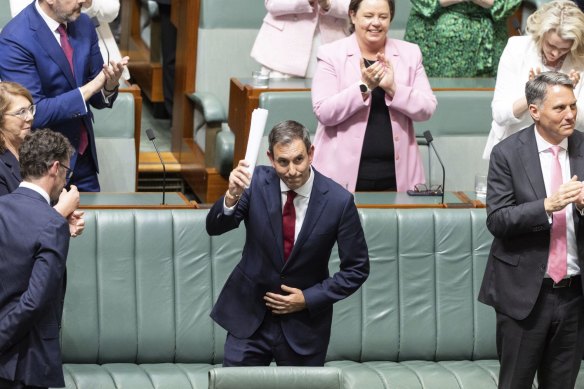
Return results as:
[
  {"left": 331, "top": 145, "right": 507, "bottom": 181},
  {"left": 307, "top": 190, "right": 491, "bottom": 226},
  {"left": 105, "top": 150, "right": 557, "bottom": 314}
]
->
[{"left": 244, "top": 108, "right": 269, "bottom": 177}]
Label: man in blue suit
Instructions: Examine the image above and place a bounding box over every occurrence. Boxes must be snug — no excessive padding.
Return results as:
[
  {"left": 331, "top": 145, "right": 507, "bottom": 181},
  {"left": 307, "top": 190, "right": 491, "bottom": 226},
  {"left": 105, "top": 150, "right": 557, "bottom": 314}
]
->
[
  {"left": 0, "top": 0, "right": 128, "bottom": 192},
  {"left": 0, "top": 129, "right": 75, "bottom": 389},
  {"left": 206, "top": 120, "right": 369, "bottom": 366}
]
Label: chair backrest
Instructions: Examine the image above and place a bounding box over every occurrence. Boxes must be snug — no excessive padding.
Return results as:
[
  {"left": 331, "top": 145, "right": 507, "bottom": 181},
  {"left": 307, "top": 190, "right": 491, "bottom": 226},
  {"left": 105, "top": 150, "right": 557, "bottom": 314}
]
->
[
  {"left": 92, "top": 92, "right": 137, "bottom": 192},
  {"left": 391, "top": 0, "right": 412, "bottom": 40},
  {"left": 195, "top": 0, "right": 265, "bottom": 113},
  {"left": 416, "top": 90, "right": 494, "bottom": 191},
  {"left": 62, "top": 208, "right": 496, "bottom": 365},
  {"left": 255, "top": 91, "right": 317, "bottom": 166},
  {"left": 0, "top": 0, "right": 13, "bottom": 30}
]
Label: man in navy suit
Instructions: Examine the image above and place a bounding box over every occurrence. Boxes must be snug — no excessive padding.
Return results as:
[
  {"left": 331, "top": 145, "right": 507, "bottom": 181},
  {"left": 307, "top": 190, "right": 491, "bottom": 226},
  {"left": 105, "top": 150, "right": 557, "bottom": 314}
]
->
[
  {"left": 0, "top": 0, "right": 128, "bottom": 192},
  {"left": 479, "top": 72, "right": 584, "bottom": 388},
  {"left": 0, "top": 129, "right": 76, "bottom": 389},
  {"left": 206, "top": 120, "right": 369, "bottom": 366}
]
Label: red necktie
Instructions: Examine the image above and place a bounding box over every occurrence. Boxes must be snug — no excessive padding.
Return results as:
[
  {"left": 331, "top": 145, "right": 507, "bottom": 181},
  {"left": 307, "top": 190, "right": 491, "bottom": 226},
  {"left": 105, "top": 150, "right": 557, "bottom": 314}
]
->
[
  {"left": 547, "top": 145, "right": 567, "bottom": 283},
  {"left": 57, "top": 24, "right": 88, "bottom": 155},
  {"left": 282, "top": 191, "right": 297, "bottom": 261}
]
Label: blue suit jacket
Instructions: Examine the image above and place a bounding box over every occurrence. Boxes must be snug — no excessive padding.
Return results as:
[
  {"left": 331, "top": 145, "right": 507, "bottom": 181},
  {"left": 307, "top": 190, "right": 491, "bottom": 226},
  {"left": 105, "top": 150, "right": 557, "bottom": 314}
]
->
[
  {"left": 0, "top": 150, "right": 21, "bottom": 196},
  {"left": 0, "top": 3, "right": 118, "bottom": 172},
  {"left": 206, "top": 166, "right": 369, "bottom": 356},
  {"left": 478, "top": 125, "right": 584, "bottom": 320},
  {"left": 0, "top": 187, "right": 70, "bottom": 387}
]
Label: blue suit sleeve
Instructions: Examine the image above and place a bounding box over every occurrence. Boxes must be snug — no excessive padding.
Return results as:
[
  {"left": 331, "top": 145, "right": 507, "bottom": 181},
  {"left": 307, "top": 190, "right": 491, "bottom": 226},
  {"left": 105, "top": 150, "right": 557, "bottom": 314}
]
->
[{"left": 302, "top": 196, "right": 370, "bottom": 314}]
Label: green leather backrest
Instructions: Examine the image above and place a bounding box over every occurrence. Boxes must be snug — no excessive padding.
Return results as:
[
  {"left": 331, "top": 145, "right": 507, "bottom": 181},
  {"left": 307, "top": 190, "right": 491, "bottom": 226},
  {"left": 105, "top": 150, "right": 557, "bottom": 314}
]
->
[
  {"left": 199, "top": 0, "right": 265, "bottom": 29},
  {"left": 416, "top": 90, "right": 493, "bottom": 137},
  {"left": 0, "top": 0, "right": 11, "bottom": 31},
  {"left": 62, "top": 208, "right": 495, "bottom": 364},
  {"left": 92, "top": 92, "right": 135, "bottom": 139},
  {"left": 260, "top": 92, "right": 317, "bottom": 134}
]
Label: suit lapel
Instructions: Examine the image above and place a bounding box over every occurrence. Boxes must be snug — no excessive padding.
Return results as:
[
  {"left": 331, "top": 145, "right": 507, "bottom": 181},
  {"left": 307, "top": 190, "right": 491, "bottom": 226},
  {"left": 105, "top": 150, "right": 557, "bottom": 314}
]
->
[
  {"left": 28, "top": 6, "right": 76, "bottom": 88},
  {"left": 518, "top": 125, "right": 547, "bottom": 199},
  {"left": 286, "top": 170, "right": 328, "bottom": 264},
  {"left": 262, "top": 171, "right": 285, "bottom": 265}
]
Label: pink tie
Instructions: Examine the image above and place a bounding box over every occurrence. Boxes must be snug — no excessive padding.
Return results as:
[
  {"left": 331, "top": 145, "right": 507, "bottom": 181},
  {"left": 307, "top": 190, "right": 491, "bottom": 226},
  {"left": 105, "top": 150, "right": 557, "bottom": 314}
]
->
[
  {"left": 548, "top": 145, "right": 567, "bottom": 283},
  {"left": 282, "top": 191, "right": 297, "bottom": 261},
  {"left": 57, "top": 24, "right": 88, "bottom": 155}
]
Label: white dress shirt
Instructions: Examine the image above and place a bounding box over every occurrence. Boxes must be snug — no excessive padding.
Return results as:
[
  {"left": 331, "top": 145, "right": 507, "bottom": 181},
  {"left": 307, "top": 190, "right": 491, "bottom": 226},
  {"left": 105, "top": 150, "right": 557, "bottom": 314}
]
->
[{"left": 19, "top": 181, "right": 50, "bottom": 205}]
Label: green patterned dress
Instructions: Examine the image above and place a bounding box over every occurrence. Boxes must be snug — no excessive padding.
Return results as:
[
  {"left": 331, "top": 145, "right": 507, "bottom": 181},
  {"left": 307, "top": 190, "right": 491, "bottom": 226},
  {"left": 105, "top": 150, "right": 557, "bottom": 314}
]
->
[{"left": 404, "top": 0, "right": 521, "bottom": 77}]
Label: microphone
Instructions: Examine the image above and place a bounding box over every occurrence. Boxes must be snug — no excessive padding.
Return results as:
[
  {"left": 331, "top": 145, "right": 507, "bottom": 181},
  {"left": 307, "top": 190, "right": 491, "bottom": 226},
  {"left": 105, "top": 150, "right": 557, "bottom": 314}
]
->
[
  {"left": 91, "top": 16, "right": 110, "bottom": 65},
  {"left": 146, "top": 129, "right": 166, "bottom": 205},
  {"left": 512, "top": 18, "right": 522, "bottom": 36},
  {"left": 423, "top": 131, "right": 446, "bottom": 205}
]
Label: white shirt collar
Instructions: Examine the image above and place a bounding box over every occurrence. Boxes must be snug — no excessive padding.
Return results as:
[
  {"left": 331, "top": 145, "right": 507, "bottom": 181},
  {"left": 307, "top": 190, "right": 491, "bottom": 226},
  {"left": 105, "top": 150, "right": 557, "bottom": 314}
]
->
[
  {"left": 35, "top": 0, "right": 63, "bottom": 34},
  {"left": 279, "top": 166, "right": 315, "bottom": 198},
  {"left": 534, "top": 126, "right": 569, "bottom": 153},
  {"left": 19, "top": 181, "right": 51, "bottom": 204}
]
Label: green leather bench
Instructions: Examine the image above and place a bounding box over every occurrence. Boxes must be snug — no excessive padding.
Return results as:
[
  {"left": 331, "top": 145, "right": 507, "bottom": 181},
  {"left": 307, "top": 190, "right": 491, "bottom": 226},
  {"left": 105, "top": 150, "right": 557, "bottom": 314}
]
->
[{"left": 53, "top": 207, "right": 584, "bottom": 388}]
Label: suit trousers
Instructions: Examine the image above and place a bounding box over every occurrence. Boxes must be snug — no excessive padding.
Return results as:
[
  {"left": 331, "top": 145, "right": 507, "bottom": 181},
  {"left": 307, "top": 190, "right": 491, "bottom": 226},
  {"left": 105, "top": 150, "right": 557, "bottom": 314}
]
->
[
  {"left": 69, "top": 150, "right": 100, "bottom": 192},
  {"left": 496, "top": 276, "right": 584, "bottom": 389},
  {"left": 223, "top": 313, "right": 327, "bottom": 367}
]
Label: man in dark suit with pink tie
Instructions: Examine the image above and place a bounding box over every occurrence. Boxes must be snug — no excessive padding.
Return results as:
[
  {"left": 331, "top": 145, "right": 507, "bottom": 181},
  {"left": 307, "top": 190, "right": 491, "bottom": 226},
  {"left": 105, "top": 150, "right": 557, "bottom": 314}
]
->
[
  {"left": 479, "top": 72, "right": 584, "bottom": 389},
  {"left": 206, "top": 120, "right": 369, "bottom": 366},
  {"left": 0, "top": 0, "right": 128, "bottom": 192}
]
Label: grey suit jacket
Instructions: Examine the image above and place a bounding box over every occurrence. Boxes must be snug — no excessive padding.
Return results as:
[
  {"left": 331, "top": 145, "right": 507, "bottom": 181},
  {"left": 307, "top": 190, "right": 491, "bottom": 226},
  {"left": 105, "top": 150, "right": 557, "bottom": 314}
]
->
[{"left": 478, "top": 124, "right": 584, "bottom": 320}]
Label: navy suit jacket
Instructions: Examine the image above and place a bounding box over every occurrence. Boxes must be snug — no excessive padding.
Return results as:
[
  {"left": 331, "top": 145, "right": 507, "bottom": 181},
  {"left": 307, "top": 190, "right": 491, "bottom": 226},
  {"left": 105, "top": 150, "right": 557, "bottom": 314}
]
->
[
  {"left": 0, "top": 3, "right": 118, "bottom": 172},
  {"left": 478, "top": 125, "right": 584, "bottom": 320},
  {"left": 0, "top": 150, "right": 21, "bottom": 196},
  {"left": 206, "top": 166, "right": 369, "bottom": 356},
  {"left": 0, "top": 187, "right": 70, "bottom": 387}
]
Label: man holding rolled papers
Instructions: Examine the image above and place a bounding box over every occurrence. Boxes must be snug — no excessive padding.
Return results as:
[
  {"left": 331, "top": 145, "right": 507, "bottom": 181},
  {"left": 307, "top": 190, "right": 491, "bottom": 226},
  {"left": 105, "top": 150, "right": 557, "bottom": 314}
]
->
[{"left": 206, "top": 120, "right": 369, "bottom": 366}]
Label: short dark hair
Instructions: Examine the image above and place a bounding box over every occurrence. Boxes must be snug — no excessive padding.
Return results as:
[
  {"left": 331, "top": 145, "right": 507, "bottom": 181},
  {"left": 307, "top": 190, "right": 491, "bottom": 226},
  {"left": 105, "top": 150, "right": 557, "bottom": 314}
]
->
[
  {"left": 268, "top": 120, "right": 311, "bottom": 155},
  {"left": 19, "top": 129, "right": 73, "bottom": 180},
  {"left": 349, "top": 0, "right": 395, "bottom": 33},
  {"left": 525, "top": 71, "right": 574, "bottom": 107}
]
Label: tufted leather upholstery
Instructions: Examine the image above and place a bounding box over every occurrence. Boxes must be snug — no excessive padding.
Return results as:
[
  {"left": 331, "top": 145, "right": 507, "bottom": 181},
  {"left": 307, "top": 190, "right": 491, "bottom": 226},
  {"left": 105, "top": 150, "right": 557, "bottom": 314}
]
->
[{"left": 57, "top": 208, "right": 584, "bottom": 388}]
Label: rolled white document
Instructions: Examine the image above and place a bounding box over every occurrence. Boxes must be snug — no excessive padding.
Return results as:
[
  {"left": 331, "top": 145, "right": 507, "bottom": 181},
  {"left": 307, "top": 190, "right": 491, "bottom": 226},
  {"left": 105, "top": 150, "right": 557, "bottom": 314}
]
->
[{"left": 244, "top": 108, "right": 269, "bottom": 177}]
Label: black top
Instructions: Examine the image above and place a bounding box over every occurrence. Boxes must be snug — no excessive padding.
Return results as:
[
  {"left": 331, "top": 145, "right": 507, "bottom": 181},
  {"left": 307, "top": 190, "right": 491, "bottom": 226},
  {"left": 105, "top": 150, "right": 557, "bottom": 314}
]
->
[{"left": 356, "top": 59, "right": 397, "bottom": 191}]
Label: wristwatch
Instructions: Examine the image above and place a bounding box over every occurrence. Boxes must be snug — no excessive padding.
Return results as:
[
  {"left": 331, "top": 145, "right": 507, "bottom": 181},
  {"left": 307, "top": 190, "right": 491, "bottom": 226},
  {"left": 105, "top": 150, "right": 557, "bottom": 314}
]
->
[{"left": 359, "top": 83, "right": 370, "bottom": 93}]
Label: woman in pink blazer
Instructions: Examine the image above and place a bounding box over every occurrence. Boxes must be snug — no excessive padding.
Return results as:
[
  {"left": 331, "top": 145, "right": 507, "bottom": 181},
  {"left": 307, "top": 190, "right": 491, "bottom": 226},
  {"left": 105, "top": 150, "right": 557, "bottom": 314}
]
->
[
  {"left": 312, "top": 0, "right": 436, "bottom": 192},
  {"left": 251, "top": 0, "right": 350, "bottom": 78}
]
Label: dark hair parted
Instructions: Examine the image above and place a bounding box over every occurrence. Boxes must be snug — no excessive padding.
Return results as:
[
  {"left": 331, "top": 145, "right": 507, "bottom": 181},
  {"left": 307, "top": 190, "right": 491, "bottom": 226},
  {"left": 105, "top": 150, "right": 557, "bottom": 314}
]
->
[
  {"left": 348, "top": 0, "right": 395, "bottom": 33},
  {"left": 0, "top": 81, "right": 33, "bottom": 153},
  {"left": 268, "top": 120, "right": 312, "bottom": 155},
  {"left": 525, "top": 71, "right": 574, "bottom": 107},
  {"left": 19, "top": 129, "right": 74, "bottom": 180}
]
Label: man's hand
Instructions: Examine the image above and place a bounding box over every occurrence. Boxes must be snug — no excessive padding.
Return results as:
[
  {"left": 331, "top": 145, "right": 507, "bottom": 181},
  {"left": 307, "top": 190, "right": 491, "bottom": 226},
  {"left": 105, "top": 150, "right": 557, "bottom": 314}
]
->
[
  {"left": 54, "top": 185, "right": 80, "bottom": 217},
  {"left": 68, "top": 210, "right": 85, "bottom": 237},
  {"left": 102, "top": 56, "right": 130, "bottom": 93},
  {"left": 264, "top": 285, "right": 306, "bottom": 314},
  {"left": 545, "top": 175, "right": 584, "bottom": 213},
  {"left": 225, "top": 160, "right": 251, "bottom": 207},
  {"left": 82, "top": 0, "right": 93, "bottom": 9}
]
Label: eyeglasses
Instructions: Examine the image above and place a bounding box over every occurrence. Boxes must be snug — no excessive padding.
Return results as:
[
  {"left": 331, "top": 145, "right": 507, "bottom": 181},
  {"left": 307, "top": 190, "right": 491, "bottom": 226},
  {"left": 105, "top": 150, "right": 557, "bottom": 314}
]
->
[
  {"left": 6, "top": 104, "right": 36, "bottom": 120},
  {"left": 60, "top": 162, "right": 74, "bottom": 181},
  {"left": 413, "top": 184, "right": 443, "bottom": 195}
]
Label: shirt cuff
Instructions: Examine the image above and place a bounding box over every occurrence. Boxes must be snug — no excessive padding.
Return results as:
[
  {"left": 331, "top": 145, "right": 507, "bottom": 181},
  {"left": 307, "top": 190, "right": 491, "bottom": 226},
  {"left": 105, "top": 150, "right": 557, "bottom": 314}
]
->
[
  {"left": 77, "top": 88, "right": 88, "bottom": 113},
  {"left": 223, "top": 197, "right": 237, "bottom": 215}
]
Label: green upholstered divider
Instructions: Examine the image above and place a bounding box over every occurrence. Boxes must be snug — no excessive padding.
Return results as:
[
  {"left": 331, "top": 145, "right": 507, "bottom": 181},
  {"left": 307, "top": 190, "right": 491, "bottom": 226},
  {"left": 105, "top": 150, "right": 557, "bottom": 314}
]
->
[
  {"left": 91, "top": 92, "right": 136, "bottom": 191},
  {"left": 0, "top": 0, "right": 11, "bottom": 31},
  {"left": 199, "top": 0, "right": 265, "bottom": 29}
]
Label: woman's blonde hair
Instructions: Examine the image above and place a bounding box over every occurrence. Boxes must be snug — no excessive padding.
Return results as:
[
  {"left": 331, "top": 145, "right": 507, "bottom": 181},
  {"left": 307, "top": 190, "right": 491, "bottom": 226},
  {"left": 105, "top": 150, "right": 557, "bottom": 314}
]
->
[
  {"left": 0, "top": 81, "right": 33, "bottom": 153},
  {"left": 526, "top": 0, "right": 584, "bottom": 60}
]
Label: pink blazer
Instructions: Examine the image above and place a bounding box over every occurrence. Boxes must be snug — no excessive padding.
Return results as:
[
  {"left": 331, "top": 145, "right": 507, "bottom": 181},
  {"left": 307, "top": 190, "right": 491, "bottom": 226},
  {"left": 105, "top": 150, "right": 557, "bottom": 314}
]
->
[
  {"left": 251, "top": 0, "right": 349, "bottom": 77},
  {"left": 311, "top": 34, "right": 437, "bottom": 192}
]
